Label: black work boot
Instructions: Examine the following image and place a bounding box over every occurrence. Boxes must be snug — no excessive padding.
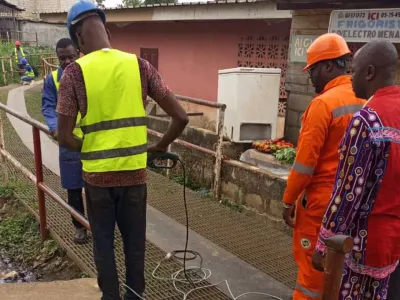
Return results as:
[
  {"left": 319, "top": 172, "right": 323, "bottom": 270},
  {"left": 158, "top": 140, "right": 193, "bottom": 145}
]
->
[{"left": 73, "top": 228, "right": 87, "bottom": 244}]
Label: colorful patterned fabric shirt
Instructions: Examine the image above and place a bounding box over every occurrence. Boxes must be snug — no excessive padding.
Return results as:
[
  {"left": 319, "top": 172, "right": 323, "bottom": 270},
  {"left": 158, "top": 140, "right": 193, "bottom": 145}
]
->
[{"left": 315, "top": 103, "right": 399, "bottom": 279}]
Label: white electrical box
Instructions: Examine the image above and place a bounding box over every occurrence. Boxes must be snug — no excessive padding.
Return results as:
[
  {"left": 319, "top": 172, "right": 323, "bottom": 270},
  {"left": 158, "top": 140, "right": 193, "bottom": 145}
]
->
[{"left": 217, "top": 67, "right": 281, "bottom": 143}]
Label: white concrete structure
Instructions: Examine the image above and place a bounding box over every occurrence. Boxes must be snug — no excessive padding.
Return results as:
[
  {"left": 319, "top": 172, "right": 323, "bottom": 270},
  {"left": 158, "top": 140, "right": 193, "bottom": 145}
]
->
[{"left": 8, "top": 0, "right": 76, "bottom": 19}]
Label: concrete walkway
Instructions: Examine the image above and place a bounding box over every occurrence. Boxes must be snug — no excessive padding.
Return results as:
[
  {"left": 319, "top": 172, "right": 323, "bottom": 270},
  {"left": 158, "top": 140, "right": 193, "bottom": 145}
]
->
[
  {"left": 0, "top": 279, "right": 100, "bottom": 300},
  {"left": 7, "top": 85, "right": 60, "bottom": 176},
  {"left": 4, "top": 83, "right": 293, "bottom": 300}
]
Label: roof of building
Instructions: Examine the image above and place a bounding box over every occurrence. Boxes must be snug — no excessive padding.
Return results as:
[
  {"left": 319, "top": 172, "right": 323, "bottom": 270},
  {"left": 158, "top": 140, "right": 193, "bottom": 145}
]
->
[
  {"left": 41, "top": 0, "right": 268, "bottom": 14},
  {"left": 276, "top": 0, "right": 400, "bottom": 10},
  {"left": 0, "top": 0, "right": 24, "bottom": 11}
]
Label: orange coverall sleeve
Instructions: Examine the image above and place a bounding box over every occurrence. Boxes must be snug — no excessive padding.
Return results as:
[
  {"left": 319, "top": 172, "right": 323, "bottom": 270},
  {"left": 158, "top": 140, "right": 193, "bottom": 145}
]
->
[{"left": 283, "top": 99, "right": 331, "bottom": 205}]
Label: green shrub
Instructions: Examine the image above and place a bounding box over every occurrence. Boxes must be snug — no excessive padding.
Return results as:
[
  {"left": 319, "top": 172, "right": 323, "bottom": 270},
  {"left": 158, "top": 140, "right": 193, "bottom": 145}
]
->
[{"left": 0, "top": 43, "right": 54, "bottom": 86}]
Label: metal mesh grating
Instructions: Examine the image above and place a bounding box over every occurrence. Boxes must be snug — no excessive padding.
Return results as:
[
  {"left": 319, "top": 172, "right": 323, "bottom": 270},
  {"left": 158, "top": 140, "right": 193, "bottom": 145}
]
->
[
  {"left": 3, "top": 88, "right": 298, "bottom": 294},
  {"left": 0, "top": 105, "right": 231, "bottom": 300},
  {"left": 147, "top": 172, "right": 297, "bottom": 288}
]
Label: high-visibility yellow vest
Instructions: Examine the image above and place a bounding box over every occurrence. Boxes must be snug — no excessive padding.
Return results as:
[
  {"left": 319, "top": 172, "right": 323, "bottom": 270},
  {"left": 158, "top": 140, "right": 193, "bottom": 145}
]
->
[
  {"left": 14, "top": 47, "right": 26, "bottom": 63},
  {"left": 76, "top": 49, "right": 147, "bottom": 173},
  {"left": 25, "top": 64, "right": 35, "bottom": 77},
  {"left": 52, "top": 70, "right": 83, "bottom": 139}
]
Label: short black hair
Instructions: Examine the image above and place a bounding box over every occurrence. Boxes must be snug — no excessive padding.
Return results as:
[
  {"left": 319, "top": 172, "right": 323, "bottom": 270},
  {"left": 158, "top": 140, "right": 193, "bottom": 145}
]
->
[{"left": 56, "top": 38, "right": 76, "bottom": 51}]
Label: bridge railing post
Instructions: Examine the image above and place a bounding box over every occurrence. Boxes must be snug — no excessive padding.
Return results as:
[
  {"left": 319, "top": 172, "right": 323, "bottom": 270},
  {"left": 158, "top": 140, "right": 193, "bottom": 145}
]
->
[
  {"left": 323, "top": 235, "right": 354, "bottom": 300},
  {"left": 32, "top": 127, "right": 48, "bottom": 242},
  {"left": 213, "top": 106, "right": 225, "bottom": 200},
  {"left": 0, "top": 112, "right": 8, "bottom": 185}
]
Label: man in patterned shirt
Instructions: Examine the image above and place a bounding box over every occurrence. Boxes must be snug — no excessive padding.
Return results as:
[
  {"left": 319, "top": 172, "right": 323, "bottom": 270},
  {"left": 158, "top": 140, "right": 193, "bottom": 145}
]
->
[
  {"left": 57, "top": 1, "right": 189, "bottom": 299},
  {"left": 313, "top": 40, "right": 400, "bottom": 299}
]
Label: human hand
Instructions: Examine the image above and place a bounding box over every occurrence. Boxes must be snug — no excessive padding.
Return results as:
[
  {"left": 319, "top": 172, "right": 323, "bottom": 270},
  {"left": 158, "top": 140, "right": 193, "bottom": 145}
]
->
[
  {"left": 147, "top": 145, "right": 168, "bottom": 153},
  {"left": 312, "top": 250, "right": 325, "bottom": 272},
  {"left": 282, "top": 203, "right": 296, "bottom": 228}
]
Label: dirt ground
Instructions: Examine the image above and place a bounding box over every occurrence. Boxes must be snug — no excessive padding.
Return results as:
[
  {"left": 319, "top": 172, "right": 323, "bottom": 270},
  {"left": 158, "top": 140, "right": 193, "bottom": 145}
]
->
[{"left": 0, "top": 198, "right": 82, "bottom": 284}]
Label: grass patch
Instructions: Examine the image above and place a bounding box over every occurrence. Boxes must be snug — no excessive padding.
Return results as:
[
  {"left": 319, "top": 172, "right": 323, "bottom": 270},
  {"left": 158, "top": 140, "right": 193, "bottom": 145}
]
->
[
  {"left": 0, "top": 185, "right": 61, "bottom": 266},
  {"left": 0, "top": 43, "right": 53, "bottom": 87},
  {"left": 0, "top": 91, "right": 7, "bottom": 102},
  {"left": 172, "top": 174, "right": 245, "bottom": 213},
  {"left": 25, "top": 92, "right": 45, "bottom": 124},
  {"left": 172, "top": 174, "right": 203, "bottom": 191}
]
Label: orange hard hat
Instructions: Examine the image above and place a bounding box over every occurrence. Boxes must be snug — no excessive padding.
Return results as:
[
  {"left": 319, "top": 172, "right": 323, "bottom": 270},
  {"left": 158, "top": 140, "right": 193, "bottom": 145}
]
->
[
  {"left": 303, "top": 33, "right": 351, "bottom": 72},
  {"left": 15, "top": 40, "right": 21, "bottom": 46}
]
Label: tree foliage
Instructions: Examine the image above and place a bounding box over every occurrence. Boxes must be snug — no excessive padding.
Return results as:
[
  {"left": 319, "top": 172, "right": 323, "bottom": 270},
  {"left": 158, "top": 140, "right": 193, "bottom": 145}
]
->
[
  {"left": 120, "top": 0, "right": 177, "bottom": 7},
  {"left": 143, "top": 0, "right": 177, "bottom": 4},
  {"left": 95, "top": 0, "right": 106, "bottom": 8},
  {"left": 121, "top": 0, "right": 143, "bottom": 7}
]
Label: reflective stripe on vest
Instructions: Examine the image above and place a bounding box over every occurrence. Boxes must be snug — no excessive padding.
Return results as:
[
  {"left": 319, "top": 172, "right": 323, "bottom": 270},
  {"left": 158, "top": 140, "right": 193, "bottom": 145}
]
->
[
  {"left": 292, "top": 161, "right": 314, "bottom": 175},
  {"left": 15, "top": 47, "right": 26, "bottom": 63},
  {"left": 25, "top": 65, "right": 35, "bottom": 78},
  {"left": 52, "top": 70, "right": 83, "bottom": 139},
  {"left": 332, "top": 104, "right": 364, "bottom": 119},
  {"left": 295, "top": 282, "right": 322, "bottom": 298},
  {"left": 77, "top": 49, "right": 147, "bottom": 173}
]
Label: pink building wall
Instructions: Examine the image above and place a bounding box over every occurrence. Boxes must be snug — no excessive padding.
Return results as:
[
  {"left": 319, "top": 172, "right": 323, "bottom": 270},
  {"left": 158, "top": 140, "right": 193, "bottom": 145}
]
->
[{"left": 107, "top": 19, "right": 291, "bottom": 102}]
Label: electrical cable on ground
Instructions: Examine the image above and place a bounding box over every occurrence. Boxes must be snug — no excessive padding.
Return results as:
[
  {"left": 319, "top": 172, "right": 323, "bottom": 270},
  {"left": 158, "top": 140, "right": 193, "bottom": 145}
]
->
[{"left": 120, "top": 156, "right": 284, "bottom": 300}]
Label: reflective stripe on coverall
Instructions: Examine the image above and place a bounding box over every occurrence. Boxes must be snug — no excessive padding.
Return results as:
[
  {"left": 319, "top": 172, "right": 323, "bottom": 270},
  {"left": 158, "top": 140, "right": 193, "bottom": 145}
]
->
[{"left": 283, "top": 75, "right": 366, "bottom": 299}]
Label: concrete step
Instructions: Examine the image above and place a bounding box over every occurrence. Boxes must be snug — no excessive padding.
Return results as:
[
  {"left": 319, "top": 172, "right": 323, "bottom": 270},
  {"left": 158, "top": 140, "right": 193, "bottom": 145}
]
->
[{"left": 0, "top": 278, "right": 100, "bottom": 300}]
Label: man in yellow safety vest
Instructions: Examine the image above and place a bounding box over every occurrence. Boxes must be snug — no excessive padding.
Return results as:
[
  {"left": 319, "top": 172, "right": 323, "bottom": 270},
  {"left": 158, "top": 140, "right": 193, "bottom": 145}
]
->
[
  {"left": 41, "top": 38, "right": 87, "bottom": 245},
  {"left": 57, "top": 1, "right": 189, "bottom": 299},
  {"left": 10, "top": 40, "right": 29, "bottom": 70}
]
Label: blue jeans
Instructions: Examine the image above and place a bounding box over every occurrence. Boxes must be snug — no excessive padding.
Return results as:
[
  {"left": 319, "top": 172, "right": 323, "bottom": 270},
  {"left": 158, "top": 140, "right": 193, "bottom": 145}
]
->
[{"left": 21, "top": 75, "right": 34, "bottom": 82}]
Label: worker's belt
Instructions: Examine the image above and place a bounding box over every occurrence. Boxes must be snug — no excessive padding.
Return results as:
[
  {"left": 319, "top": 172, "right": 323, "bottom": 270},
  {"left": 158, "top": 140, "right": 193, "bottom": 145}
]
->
[
  {"left": 80, "top": 117, "right": 147, "bottom": 134},
  {"left": 81, "top": 144, "right": 147, "bottom": 160}
]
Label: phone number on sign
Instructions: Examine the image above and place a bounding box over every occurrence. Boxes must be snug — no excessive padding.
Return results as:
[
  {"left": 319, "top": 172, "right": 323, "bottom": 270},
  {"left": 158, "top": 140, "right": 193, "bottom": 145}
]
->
[
  {"left": 380, "top": 12, "right": 400, "bottom": 18},
  {"left": 338, "top": 11, "right": 400, "bottom": 20}
]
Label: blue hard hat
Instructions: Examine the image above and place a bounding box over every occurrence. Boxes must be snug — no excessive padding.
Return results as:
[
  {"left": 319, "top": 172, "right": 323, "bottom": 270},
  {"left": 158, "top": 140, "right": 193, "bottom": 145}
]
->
[
  {"left": 21, "top": 58, "right": 27, "bottom": 65},
  {"left": 67, "top": 0, "right": 106, "bottom": 45}
]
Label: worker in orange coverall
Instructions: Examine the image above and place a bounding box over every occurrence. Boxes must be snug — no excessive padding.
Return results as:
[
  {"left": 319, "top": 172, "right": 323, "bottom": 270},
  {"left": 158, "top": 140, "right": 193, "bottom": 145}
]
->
[{"left": 281, "top": 33, "right": 366, "bottom": 299}]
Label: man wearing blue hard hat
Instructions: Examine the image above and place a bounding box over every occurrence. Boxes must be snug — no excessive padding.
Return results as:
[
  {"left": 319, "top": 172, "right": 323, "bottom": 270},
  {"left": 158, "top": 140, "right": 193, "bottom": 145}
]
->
[
  {"left": 56, "top": 1, "right": 189, "bottom": 299},
  {"left": 20, "top": 58, "right": 35, "bottom": 85}
]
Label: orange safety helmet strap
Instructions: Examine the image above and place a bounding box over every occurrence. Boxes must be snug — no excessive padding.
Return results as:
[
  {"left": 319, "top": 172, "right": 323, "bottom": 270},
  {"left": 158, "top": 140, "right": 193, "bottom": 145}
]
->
[{"left": 303, "top": 33, "right": 351, "bottom": 72}]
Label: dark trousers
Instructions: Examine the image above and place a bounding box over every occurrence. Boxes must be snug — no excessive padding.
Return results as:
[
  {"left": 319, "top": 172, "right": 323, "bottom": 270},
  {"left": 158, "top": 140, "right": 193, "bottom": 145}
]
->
[
  {"left": 85, "top": 182, "right": 147, "bottom": 300},
  {"left": 67, "top": 188, "right": 85, "bottom": 229},
  {"left": 387, "top": 263, "right": 400, "bottom": 300}
]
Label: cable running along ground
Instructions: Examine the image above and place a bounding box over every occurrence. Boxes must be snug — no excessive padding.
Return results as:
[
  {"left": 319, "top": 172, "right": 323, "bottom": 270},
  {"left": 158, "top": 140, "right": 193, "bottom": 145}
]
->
[{"left": 121, "top": 155, "right": 284, "bottom": 300}]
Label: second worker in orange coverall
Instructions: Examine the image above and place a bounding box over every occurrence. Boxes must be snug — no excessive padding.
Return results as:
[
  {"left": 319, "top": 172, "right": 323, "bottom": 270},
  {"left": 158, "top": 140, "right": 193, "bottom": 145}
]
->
[{"left": 282, "top": 33, "right": 366, "bottom": 299}]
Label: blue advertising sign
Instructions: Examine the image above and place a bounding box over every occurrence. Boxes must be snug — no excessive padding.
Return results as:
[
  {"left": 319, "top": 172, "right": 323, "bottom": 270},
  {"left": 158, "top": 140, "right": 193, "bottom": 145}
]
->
[{"left": 329, "top": 9, "right": 400, "bottom": 43}]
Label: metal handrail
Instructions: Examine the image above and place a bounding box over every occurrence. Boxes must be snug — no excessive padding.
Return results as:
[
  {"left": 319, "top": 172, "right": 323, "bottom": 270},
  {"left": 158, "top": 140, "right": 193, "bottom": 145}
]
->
[
  {"left": 40, "top": 57, "right": 227, "bottom": 200},
  {"left": 0, "top": 102, "right": 49, "bottom": 134},
  {"left": 175, "top": 94, "right": 226, "bottom": 109}
]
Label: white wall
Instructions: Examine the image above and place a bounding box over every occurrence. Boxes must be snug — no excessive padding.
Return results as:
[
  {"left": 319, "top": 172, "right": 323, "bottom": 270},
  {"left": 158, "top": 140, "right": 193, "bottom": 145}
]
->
[
  {"left": 35, "top": 0, "right": 76, "bottom": 13},
  {"left": 20, "top": 21, "right": 69, "bottom": 48},
  {"left": 8, "top": 0, "right": 76, "bottom": 19}
]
